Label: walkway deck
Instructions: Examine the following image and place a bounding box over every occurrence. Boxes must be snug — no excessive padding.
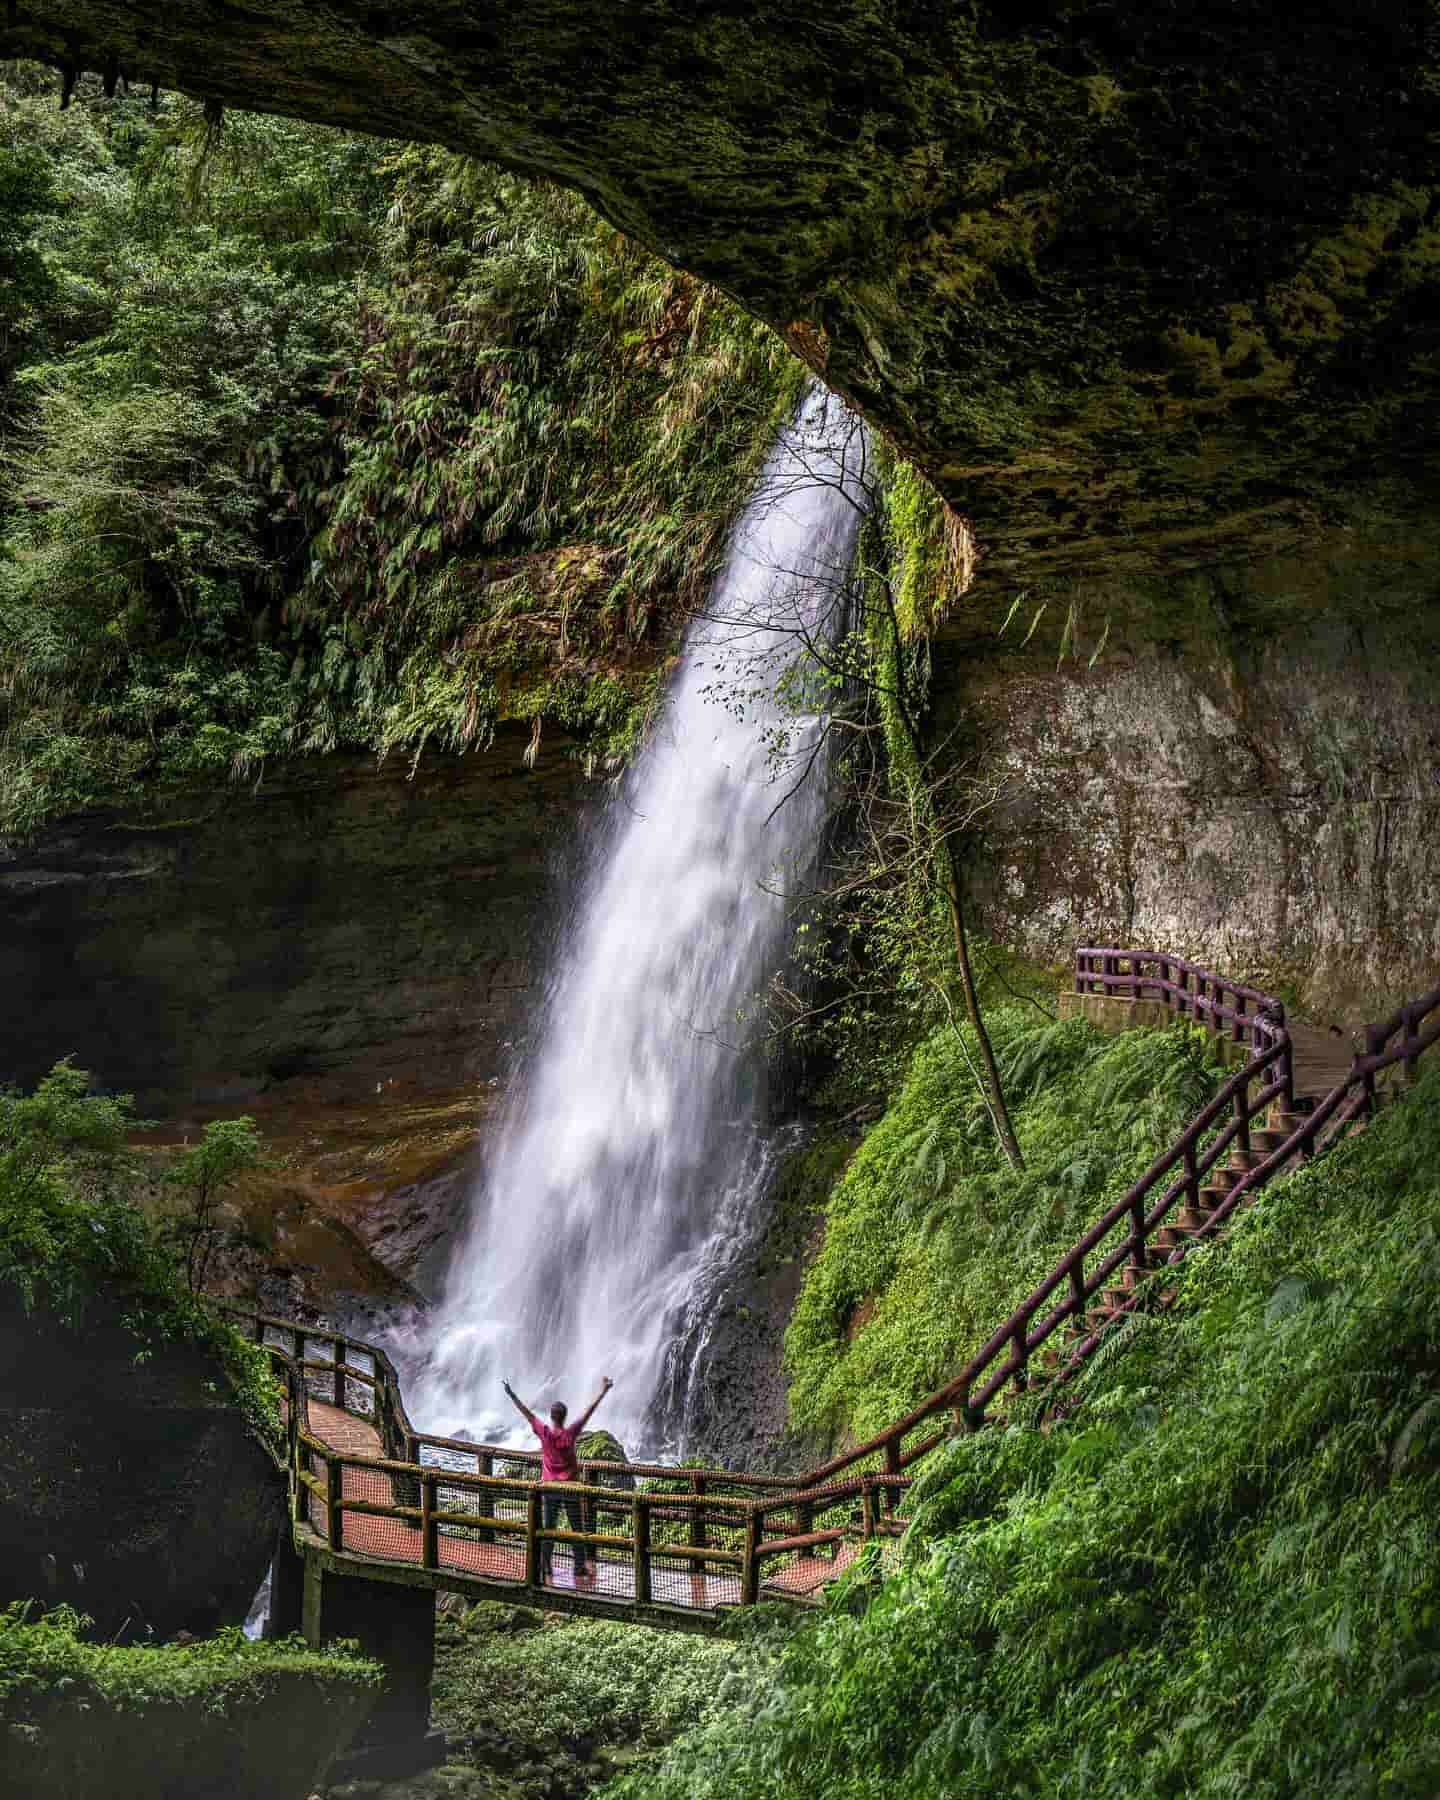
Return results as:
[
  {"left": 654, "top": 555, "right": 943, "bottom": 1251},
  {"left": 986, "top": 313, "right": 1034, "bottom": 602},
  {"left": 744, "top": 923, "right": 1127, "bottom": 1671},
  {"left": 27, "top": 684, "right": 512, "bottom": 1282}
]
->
[
  {"left": 306, "top": 1401, "right": 861, "bottom": 1612},
  {"left": 1289, "top": 1020, "right": 1362, "bottom": 1100}
]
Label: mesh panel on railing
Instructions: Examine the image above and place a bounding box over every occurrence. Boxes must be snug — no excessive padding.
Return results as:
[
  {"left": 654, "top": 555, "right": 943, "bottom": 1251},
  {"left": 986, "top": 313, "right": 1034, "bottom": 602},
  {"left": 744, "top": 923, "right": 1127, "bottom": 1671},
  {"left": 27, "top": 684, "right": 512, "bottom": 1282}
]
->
[
  {"left": 344, "top": 1375, "right": 376, "bottom": 1416},
  {"left": 343, "top": 1346, "right": 376, "bottom": 1417},
  {"left": 650, "top": 1550, "right": 742, "bottom": 1610}
]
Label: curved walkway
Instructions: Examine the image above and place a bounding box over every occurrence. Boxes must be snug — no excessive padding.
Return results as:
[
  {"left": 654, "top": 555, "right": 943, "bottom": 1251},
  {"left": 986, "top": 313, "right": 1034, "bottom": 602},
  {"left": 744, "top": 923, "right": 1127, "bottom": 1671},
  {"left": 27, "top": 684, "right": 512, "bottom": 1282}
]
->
[
  {"left": 302, "top": 1397, "right": 863, "bottom": 1613},
  {"left": 236, "top": 952, "right": 1438, "bottom": 1629}
]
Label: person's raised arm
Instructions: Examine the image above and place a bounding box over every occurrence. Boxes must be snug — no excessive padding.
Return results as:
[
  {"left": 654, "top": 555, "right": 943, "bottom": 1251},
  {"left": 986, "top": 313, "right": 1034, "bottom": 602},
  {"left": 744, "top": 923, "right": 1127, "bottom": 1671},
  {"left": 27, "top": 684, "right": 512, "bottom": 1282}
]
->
[
  {"left": 502, "top": 1379, "right": 539, "bottom": 1430},
  {"left": 573, "top": 1376, "right": 614, "bottom": 1435}
]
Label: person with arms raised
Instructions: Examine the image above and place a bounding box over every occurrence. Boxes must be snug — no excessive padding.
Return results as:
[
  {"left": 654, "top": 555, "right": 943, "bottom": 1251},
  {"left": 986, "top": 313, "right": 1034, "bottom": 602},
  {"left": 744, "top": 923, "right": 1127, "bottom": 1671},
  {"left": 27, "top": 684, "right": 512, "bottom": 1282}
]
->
[{"left": 502, "top": 1374, "right": 613, "bottom": 1586}]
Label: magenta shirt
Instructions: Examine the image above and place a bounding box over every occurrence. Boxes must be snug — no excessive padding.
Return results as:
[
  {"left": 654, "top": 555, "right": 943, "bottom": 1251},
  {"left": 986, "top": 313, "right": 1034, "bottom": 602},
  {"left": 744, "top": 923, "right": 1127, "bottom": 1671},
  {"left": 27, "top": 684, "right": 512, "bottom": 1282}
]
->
[{"left": 534, "top": 1420, "right": 580, "bottom": 1482}]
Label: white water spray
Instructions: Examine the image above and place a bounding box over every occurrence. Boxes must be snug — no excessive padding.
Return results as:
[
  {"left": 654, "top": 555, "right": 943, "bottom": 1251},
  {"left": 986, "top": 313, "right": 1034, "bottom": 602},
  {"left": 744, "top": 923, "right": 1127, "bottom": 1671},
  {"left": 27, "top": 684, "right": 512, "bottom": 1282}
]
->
[{"left": 409, "top": 389, "right": 867, "bottom": 1456}]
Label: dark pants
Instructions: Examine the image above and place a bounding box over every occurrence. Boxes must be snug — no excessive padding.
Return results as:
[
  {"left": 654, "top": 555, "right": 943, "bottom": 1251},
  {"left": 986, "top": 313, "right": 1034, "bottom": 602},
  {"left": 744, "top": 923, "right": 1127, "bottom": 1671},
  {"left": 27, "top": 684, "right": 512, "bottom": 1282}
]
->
[{"left": 541, "top": 1488, "right": 589, "bottom": 1576}]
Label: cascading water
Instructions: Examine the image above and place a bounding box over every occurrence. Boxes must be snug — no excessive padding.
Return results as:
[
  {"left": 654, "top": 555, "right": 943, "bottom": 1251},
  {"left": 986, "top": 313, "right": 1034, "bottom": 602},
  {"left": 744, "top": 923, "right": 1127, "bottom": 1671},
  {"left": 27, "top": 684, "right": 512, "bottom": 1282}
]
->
[{"left": 407, "top": 388, "right": 867, "bottom": 1457}]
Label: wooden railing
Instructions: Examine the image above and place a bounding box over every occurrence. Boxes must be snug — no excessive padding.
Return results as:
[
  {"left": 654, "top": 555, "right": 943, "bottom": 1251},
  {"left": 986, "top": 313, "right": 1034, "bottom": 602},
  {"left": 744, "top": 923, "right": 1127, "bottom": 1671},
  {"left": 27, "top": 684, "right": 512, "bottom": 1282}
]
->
[
  {"left": 766, "top": 955, "right": 1438, "bottom": 1495},
  {"left": 220, "top": 956, "right": 1440, "bottom": 1617},
  {"left": 225, "top": 1302, "right": 850, "bottom": 1619}
]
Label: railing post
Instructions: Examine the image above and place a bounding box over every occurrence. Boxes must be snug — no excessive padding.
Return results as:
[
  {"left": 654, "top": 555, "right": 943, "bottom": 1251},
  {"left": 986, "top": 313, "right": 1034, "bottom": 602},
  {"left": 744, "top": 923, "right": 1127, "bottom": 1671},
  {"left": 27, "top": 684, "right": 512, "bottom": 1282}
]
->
[
  {"left": 1404, "top": 1004, "right": 1419, "bottom": 1086},
  {"left": 332, "top": 1337, "right": 345, "bottom": 1409},
  {"left": 1234, "top": 991, "right": 1246, "bottom": 1047},
  {"left": 1177, "top": 966, "right": 1189, "bottom": 1016},
  {"left": 525, "top": 1486, "right": 542, "bottom": 1588},
  {"left": 326, "top": 1454, "right": 343, "bottom": 1552},
  {"left": 1158, "top": 958, "right": 1171, "bottom": 1012},
  {"left": 1129, "top": 1196, "right": 1146, "bottom": 1270},
  {"left": 421, "top": 1473, "right": 437, "bottom": 1571},
  {"left": 477, "top": 1454, "right": 495, "bottom": 1544},
  {"left": 795, "top": 1489, "right": 814, "bottom": 1540},
  {"left": 1069, "top": 1256, "right": 1086, "bottom": 1319},
  {"left": 741, "top": 1509, "right": 761, "bottom": 1606},
  {"left": 883, "top": 1437, "right": 901, "bottom": 1514},
  {"left": 1363, "top": 1024, "right": 1381, "bottom": 1116},
  {"left": 1234, "top": 1084, "right": 1251, "bottom": 1160},
  {"left": 688, "top": 1474, "right": 708, "bottom": 1568},
  {"left": 859, "top": 1481, "right": 876, "bottom": 1540},
  {"left": 633, "top": 1495, "right": 652, "bottom": 1607},
  {"left": 1183, "top": 1139, "right": 1199, "bottom": 1212},
  {"left": 1104, "top": 953, "right": 1118, "bottom": 991}
]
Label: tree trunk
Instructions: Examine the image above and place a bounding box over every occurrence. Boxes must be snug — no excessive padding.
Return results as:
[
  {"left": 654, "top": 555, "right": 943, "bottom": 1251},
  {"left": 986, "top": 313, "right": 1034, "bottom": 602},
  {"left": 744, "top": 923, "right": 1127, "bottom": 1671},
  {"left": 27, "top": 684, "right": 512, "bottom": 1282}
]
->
[{"left": 939, "top": 858, "right": 1025, "bottom": 1171}]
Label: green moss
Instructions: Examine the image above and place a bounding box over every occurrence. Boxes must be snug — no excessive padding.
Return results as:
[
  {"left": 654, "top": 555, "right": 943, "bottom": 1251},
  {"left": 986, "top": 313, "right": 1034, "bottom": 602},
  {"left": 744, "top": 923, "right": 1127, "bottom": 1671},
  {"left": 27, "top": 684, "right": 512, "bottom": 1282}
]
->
[
  {"left": 785, "top": 1010, "right": 1226, "bottom": 1442},
  {"left": 1, "top": 1605, "right": 379, "bottom": 1800},
  {"left": 753, "top": 1135, "right": 852, "bottom": 1281}
]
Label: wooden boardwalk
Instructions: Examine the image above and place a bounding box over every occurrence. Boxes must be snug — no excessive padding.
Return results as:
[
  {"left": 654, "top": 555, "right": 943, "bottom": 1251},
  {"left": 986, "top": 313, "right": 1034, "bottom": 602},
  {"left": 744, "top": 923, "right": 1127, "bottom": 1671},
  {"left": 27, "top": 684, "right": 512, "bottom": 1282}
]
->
[
  {"left": 305, "top": 1400, "right": 861, "bottom": 1613},
  {"left": 1289, "top": 1020, "right": 1363, "bottom": 1100},
  {"left": 232, "top": 952, "right": 1437, "bottom": 1637}
]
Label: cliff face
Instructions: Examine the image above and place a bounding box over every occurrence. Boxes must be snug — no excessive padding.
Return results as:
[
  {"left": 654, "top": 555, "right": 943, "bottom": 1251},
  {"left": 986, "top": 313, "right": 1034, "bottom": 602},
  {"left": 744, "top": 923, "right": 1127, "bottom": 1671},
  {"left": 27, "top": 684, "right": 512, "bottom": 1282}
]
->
[
  {"left": 0, "top": 725, "right": 590, "bottom": 1111},
  {"left": 943, "top": 530, "right": 1440, "bottom": 1020}
]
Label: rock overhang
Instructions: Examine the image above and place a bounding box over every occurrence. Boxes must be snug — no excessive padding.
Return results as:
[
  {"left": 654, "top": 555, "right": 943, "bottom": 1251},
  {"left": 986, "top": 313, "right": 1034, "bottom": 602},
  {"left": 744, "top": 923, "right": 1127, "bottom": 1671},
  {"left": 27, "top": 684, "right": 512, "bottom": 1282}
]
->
[{"left": 3, "top": 0, "right": 1437, "bottom": 593}]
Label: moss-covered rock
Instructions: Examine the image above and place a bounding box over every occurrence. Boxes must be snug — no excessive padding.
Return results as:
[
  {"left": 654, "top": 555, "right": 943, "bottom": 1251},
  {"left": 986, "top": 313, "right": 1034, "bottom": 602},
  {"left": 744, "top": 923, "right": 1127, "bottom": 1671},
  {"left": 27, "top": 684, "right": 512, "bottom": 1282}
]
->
[
  {"left": 0, "top": 1280, "right": 285, "bottom": 1640},
  {"left": 1, "top": 1608, "right": 380, "bottom": 1800}
]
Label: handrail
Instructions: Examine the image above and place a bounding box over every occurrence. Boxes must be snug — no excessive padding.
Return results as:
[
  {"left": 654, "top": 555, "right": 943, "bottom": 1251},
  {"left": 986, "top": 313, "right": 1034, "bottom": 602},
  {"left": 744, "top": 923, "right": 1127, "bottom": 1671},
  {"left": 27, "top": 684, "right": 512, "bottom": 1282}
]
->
[{"left": 218, "top": 955, "right": 1438, "bottom": 1616}]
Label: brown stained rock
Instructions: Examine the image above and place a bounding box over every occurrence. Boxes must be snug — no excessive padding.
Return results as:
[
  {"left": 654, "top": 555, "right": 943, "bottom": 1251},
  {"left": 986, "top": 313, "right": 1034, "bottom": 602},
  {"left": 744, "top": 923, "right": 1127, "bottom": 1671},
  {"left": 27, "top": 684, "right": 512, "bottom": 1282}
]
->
[
  {"left": 0, "top": 5, "right": 1436, "bottom": 593},
  {"left": 0, "top": 727, "right": 591, "bottom": 1112}
]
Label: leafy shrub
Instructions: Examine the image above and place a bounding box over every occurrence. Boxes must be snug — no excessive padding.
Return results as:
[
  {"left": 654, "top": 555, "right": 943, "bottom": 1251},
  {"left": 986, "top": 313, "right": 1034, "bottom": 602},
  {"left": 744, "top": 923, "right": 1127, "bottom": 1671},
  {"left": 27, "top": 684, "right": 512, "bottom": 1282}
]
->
[
  {"left": 1, "top": 1603, "right": 380, "bottom": 1800},
  {"left": 616, "top": 1066, "right": 1440, "bottom": 1799},
  {"left": 785, "top": 1012, "right": 1226, "bottom": 1440},
  {"left": 0, "top": 1059, "right": 278, "bottom": 1439},
  {"left": 0, "top": 72, "right": 800, "bottom": 833}
]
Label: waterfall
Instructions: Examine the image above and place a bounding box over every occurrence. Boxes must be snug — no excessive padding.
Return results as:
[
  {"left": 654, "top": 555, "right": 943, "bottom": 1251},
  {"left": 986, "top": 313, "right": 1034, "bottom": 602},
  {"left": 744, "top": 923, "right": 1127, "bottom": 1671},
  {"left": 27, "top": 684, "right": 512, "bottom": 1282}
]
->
[{"left": 408, "top": 388, "right": 868, "bottom": 1458}]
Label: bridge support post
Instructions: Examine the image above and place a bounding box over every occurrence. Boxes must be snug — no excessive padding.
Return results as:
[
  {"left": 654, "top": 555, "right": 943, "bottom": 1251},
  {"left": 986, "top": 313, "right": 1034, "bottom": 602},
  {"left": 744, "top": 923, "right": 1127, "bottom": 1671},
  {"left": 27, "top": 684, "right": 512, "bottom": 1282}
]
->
[
  {"left": 263, "top": 1525, "right": 305, "bottom": 1640},
  {"left": 303, "top": 1556, "right": 444, "bottom": 1779}
]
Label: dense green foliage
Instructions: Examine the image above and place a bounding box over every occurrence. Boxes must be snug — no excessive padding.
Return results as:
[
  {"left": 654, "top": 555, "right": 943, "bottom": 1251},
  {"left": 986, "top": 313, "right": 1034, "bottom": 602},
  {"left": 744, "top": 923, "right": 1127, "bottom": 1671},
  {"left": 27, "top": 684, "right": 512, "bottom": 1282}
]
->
[
  {"left": 0, "top": 1060, "right": 278, "bottom": 1438},
  {"left": 616, "top": 1067, "right": 1440, "bottom": 1799},
  {"left": 2, "top": 1604, "right": 379, "bottom": 1800},
  {"left": 0, "top": 68, "right": 798, "bottom": 833},
  {"left": 0, "top": 1603, "right": 377, "bottom": 1712},
  {"left": 429, "top": 1605, "right": 742, "bottom": 1796},
  {"left": 786, "top": 1013, "right": 1224, "bottom": 1440}
]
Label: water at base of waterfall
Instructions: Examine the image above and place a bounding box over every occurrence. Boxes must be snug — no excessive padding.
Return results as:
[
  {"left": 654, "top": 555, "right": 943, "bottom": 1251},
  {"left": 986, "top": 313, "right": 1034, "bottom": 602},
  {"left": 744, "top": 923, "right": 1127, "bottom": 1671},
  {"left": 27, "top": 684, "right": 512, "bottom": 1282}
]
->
[{"left": 398, "top": 388, "right": 868, "bottom": 1461}]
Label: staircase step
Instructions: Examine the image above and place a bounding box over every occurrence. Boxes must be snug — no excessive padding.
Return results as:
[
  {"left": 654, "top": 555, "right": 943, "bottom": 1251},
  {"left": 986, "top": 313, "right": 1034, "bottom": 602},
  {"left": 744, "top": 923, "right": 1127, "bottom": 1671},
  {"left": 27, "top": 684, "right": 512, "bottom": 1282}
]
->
[
  {"left": 1175, "top": 1206, "right": 1216, "bottom": 1234},
  {"left": 1252, "top": 1128, "right": 1292, "bottom": 1153}
]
